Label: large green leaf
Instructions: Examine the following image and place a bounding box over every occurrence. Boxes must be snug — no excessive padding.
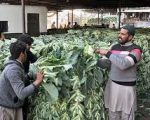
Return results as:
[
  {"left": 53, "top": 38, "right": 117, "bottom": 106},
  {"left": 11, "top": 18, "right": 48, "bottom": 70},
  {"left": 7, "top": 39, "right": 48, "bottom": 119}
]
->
[{"left": 42, "top": 83, "right": 59, "bottom": 103}]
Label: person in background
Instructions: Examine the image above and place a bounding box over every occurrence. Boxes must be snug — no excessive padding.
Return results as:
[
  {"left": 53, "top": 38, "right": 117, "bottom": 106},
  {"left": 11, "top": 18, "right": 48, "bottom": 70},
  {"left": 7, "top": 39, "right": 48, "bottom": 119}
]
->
[
  {"left": 73, "top": 22, "right": 80, "bottom": 29},
  {"left": 83, "top": 23, "right": 88, "bottom": 28},
  {"left": 64, "top": 24, "right": 67, "bottom": 29},
  {"left": 0, "top": 31, "right": 5, "bottom": 49},
  {"left": 59, "top": 24, "right": 63, "bottom": 29},
  {"left": 0, "top": 31, "right": 5, "bottom": 41},
  {"left": 112, "top": 23, "right": 116, "bottom": 29},
  {"left": 16, "top": 34, "right": 38, "bottom": 120},
  {"left": 0, "top": 41, "right": 44, "bottom": 120},
  {"left": 95, "top": 25, "right": 142, "bottom": 120},
  {"left": 67, "top": 22, "right": 71, "bottom": 28},
  {"left": 51, "top": 21, "right": 56, "bottom": 29}
]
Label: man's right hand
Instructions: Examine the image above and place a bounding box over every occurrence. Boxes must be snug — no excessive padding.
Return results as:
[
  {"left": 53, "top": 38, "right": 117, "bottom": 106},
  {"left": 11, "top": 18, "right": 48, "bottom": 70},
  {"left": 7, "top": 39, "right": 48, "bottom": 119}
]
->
[{"left": 95, "top": 49, "right": 109, "bottom": 55}]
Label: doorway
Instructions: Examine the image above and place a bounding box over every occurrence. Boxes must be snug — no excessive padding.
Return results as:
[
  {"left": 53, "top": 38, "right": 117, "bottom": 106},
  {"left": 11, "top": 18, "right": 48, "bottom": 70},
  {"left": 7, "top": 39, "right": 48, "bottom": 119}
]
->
[{"left": 27, "top": 13, "right": 39, "bottom": 36}]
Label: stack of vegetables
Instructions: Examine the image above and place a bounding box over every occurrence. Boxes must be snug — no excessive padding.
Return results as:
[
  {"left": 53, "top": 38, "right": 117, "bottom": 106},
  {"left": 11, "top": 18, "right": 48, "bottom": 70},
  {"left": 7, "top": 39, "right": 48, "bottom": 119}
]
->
[
  {"left": 0, "top": 28, "right": 149, "bottom": 119},
  {"left": 28, "top": 29, "right": 113, "bottom": 120}
]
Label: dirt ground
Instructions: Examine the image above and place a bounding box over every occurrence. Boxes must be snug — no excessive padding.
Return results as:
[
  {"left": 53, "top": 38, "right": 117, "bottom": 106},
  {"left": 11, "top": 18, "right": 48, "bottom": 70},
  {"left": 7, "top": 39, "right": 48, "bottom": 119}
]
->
[{"left": 136, "top": 100, "right": 150, "bottom": 120}]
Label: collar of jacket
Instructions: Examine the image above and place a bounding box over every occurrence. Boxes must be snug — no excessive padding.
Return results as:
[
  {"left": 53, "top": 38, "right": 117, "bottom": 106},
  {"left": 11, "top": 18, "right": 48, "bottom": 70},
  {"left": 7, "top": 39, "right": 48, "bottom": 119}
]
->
[{"left": 120, "top": 41, "right": 133, "bottom": 46}]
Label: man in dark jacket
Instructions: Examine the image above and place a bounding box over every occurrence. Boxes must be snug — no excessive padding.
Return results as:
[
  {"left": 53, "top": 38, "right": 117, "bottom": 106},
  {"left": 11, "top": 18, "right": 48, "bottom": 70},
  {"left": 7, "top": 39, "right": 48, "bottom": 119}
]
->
[
  {"left": 17, "top": 34, "right": 37, "bottom": 74},
  {"left": 0, "top": 41, "right": 44, "bottom": 120},
  {"left": 17, "top": 34, "right": 38, "bottom": 120}
]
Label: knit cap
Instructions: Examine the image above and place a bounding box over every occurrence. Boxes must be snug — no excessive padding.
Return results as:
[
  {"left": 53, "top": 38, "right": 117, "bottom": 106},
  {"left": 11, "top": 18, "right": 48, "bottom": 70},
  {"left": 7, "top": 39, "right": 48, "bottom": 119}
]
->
[{"left": 122, "top": 24, "right": 135, "bottom": 36}]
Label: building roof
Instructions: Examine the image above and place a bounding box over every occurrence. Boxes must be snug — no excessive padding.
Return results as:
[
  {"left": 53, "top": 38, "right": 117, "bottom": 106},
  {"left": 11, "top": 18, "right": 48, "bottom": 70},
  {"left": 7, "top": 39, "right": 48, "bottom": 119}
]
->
[
  {"left": 122, "top": 8, "right": 150, "bottom": 13},
  {"left": 0, "top": 0, "right": 150, "bottom": 10}
]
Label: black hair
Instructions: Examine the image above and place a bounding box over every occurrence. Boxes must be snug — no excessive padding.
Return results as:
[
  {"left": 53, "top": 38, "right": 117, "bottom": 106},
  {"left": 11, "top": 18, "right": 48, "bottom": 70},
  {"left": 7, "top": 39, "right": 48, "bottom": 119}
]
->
[
  {"left": 9, "top": 41, "right": 27, "bottom": 59},
  {"left": 18, "top": 34, "right": 34, "bottom": 46}
]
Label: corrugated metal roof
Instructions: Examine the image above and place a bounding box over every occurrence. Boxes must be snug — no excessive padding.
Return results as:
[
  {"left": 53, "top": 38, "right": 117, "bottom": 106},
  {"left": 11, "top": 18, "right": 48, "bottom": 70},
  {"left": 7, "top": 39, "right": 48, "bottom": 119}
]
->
[{"left": 0, "top": 0, "right": 150, "bottom": 10}]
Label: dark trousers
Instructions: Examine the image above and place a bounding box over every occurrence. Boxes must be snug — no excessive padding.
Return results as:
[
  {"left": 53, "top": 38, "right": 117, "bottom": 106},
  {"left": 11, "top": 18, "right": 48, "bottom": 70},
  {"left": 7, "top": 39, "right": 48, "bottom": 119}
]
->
[{"left": 23, "top": 98, "right": 29, "bottom": 120}]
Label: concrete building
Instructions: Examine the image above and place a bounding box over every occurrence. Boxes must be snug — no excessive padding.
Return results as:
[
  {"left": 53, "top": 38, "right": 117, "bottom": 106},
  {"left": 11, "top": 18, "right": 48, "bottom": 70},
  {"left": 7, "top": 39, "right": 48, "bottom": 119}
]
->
[
  {"left": 121, "top": 7, "right": 150, "bottom": 28},
  {"left": 0, "top": 4, "right": 48, "bottom": 36}
]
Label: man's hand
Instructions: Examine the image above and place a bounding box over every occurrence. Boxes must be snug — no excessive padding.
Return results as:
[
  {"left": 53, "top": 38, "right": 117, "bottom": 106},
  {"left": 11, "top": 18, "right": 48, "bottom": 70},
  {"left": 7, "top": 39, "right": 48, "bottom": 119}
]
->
[
  {"left": 33, "top": 71, "right": 44, "bottom": 87},
  {"left": 95, "top": 49, "right": 109, "bottom": 55}
]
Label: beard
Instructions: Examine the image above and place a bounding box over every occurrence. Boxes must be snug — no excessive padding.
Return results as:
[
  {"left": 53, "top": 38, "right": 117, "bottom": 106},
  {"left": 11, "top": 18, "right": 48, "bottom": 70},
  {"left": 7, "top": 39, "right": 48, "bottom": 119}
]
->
[
  {"left": 118, "top": 37, "right": 130, "bottom": 45},
  {"left": 118, "top": 38, "right": 125, "bottom": 45}
]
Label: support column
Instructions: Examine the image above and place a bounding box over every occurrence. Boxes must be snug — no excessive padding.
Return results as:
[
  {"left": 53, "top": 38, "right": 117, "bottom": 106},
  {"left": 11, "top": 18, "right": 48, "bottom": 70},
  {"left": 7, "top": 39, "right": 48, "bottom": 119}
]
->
[
  {"left": 68, "top": 11, "right": 70, "bottom": 23},
  {"left": 21, "top": 0, "right": 25, "bottom": 34},
  {"left": 101, "top": 9, "right": 103, "bottom": 24},
  {"left": 118, "top": 0, "right": 121, "bottom": 29},
  {"left": 56, "top": 10, "right": 59, "bottom": 29},
  {"left": 72, "top": 9, "right": 73, "bottom": 26},
  {"left": 118, "top": 7, "right": 121, "bottom": 29},
  {"left": 98, "top": 9, "right": 100, "bottom": 25}
]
